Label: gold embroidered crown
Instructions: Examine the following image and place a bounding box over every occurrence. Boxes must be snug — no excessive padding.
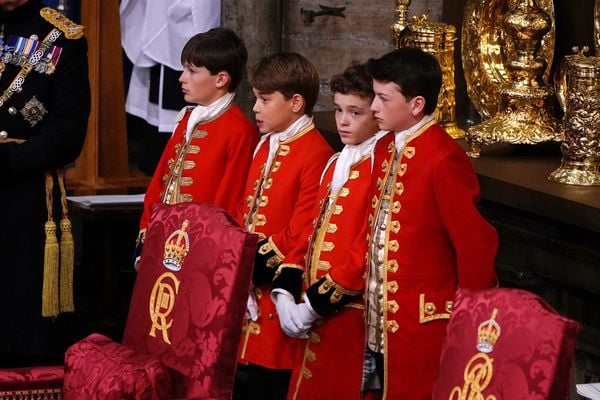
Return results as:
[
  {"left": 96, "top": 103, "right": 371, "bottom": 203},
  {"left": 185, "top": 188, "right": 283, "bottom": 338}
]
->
[
  {"left": 162, "top": 219, "right": 190, "bottom": 271},
  {"left": 476, "top": 308, "right": 501, "bottom": 353}
]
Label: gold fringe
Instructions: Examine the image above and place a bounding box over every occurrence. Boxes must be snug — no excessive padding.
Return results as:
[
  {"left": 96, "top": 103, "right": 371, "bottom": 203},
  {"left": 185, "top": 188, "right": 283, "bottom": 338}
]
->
[
  {"left": 59, "top": 218, "right": 74, "bottom": 312},
  {"left": 42, "top": 220, "right": 60, "bottom": 318},
  {"left": 57, "top": 171, "right": 74, "bottom": 313},
  {"left": 42, "top": 173, "right": 59, "bottom": 318}
]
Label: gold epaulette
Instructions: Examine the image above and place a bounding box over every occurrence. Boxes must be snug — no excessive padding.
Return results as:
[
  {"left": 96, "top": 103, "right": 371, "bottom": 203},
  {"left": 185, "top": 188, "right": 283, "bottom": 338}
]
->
[{"left": 40, "top": 7, "right": 84, "bottom": 39}]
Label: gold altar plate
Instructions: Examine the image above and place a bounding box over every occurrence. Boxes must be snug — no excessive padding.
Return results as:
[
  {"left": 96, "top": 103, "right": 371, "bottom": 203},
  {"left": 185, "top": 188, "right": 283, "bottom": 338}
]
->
[{"left": 461, "top": 0, "right": 555, "bottom": 120}]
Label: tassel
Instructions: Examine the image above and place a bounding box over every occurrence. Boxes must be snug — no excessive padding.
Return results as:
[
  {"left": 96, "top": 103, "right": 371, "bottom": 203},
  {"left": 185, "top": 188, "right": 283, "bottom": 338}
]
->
[
  {"left": 60, "top": 218, "right": 75, "bottom": 312},
  {"left": 42, "top": 173, "right": 59, "bottom": 318},
  {"left": 42, "top": 219, "right": 60, "bottom": 317},
  {"left": 58, "top": 170, "right": 74, "bottom": 313}
]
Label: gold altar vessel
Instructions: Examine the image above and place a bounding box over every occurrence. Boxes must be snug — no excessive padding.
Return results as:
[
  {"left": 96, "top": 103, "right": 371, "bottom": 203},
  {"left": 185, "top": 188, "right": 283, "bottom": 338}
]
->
[
  {"left": 548, "top": 47, "right": 600, "bottom": 186},
  {"left": 464, "top": 0, "right": 562, "bottom": 158},
  {"left": 461, "top": 0, "right": 555, "bottom": 120},
  {"left": 390, "top": 0, "right": 465, "bottom": 139}
]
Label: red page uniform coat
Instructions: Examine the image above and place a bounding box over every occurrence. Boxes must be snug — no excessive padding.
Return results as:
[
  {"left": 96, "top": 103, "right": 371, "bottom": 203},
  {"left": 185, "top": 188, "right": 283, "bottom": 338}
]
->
[
  {"left": 367, "top": 122, "right": 498, "bottom": 399},
  {"left": 139, "top": 104, "right": 257, "bottom": 236},
  {"left": 237, "top": 124, "right": 333, "bottom": 370},
  {"left": 286, "top": 148, "right": 381, "bottom": 399}
]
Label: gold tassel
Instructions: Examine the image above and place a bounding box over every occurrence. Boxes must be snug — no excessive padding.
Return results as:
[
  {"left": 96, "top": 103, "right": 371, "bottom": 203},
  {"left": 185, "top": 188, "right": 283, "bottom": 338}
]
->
[
  {"left": 58, "top": 171, "right": 75, "bottom": 313},
  {"left": 60, "top": 218, "right": 75, "bottom": 312},
  {"left": 42, "top": 222, "right": 60, "bottom": 317},
  {"left": 42, "top": 173, "right": 59, "bottom": 318}
]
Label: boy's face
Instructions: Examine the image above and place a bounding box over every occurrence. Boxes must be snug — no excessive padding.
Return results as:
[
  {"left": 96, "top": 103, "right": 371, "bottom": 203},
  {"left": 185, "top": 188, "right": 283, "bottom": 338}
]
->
[
  {"left": 252, "top": 89, "right": 300, "bottom": 134},
  {"left": 333, "top": 92, "right": 379, "bottom": 145},
  {"left": 179, "top": 63, "right": 222, "bottom": 106},
  {"left": 371, "top": 79, "right": 421, "bottom": 132}
]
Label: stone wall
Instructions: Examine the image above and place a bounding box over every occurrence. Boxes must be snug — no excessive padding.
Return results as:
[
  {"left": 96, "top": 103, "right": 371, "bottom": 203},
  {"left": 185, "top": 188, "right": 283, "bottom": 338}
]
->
[{"left": 222, "top": 0, "right": 443, "bottom": 114}]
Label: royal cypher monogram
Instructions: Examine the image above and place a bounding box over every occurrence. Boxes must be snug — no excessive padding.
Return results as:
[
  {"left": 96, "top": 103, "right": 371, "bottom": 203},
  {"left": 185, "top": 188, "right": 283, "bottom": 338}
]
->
[
  {"left": 448, "top": 309, "right": 500, "bottom": 400},
  {"left": 147, "top": 219, "right": 191, "bottom": 344},
  {"left": 149, "top": 272, "right": 180, "bottom": 345}
]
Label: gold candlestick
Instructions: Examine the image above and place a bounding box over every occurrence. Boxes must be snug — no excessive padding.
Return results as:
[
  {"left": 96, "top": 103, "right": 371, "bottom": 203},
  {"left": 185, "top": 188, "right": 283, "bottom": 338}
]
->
[
  {"left": 410, "top": 17, "right": 465, "bottom": 139},
  {"left": 391, "top": 2, "right": 465, "bottom": 139},
  {"left": 465, "top": 0, "right": 562, "bottom": 158},
  {"left": 390, "top": 0, "right": 412, "bottom": 48}
]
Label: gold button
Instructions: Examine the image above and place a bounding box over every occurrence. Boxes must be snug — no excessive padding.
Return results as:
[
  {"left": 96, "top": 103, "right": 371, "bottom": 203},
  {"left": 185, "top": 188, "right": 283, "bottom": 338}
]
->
[
  {"left": 8, "top": 107, "right": 17, "bottom": 115},
  {"left": 268, "top": 313, "right": 274, "bottom": 319},
  {"left": 0, "top": 131, "right": 7, "bottom": 139}
]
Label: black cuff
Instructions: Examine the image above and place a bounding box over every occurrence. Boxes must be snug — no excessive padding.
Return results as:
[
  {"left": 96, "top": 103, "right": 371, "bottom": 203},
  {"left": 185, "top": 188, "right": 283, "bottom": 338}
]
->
[
  {"left": 305, "top": 275, "right": 361, "bottom": 316},
  {"left": 272, "top": 267, "right": 303, "bottom": 302},
  {"left": 252, "top": 237, "right": 284, "bottom": 286}
]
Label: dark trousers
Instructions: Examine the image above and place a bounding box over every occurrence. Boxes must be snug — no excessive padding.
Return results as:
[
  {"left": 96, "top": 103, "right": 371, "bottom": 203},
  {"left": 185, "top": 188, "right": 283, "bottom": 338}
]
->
[{"left": 234, "top": 362, "right": 292, "bottom": 400}]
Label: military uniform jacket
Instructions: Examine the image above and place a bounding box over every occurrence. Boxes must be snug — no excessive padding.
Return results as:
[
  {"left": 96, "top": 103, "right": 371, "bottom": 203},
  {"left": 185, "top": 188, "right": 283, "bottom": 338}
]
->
[
  {"left": 368, "top": 124, "right": 498, "bottom": 399},
  {"left": 287, "top": 152, "right": 378, "bottom": 400},
  {"left": 0, "top": 0, "right": 90, "bottom": 356},
  {"left": 237, "top": 124, "right": 333, "bottom": 370},
  {"left": 140, "top": 104, "right": 257, "bottom": 232}
]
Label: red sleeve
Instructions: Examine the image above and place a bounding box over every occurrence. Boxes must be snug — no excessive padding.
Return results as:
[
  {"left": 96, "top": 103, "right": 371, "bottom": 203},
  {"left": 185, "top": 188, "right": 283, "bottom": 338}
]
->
[
  {"left": 433, "top": 149, "right": 498, "bottom": 289},
  {"left": 213, "top": 124, "right": 258, "bottom": 218},
  {"left": 271, "top": 144, "right": 333, "bottom": 259}
]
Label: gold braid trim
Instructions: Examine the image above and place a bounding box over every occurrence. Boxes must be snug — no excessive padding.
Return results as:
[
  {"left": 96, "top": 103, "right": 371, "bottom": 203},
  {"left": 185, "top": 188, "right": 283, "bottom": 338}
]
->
[
  {"left": 58, "top": 170, "right": 74, "bottom": 312},
  {"left": 257, "top": 236, "right": 285, "bottom": 268},
  {"left": 40, "top": 7, "right": 84, "bottom": 39},
  {"left": 0, "top": 388, "right": 63, "bottom": 399},
  {"left": 136, "top": 229, "right": 147, "bottom": 246},
  {"left": 273, "top": 263, "right": 304, "bottom": 279},
  {"left": 317, "top": 273, "right": 362, "bottom": 304},
  {"left": 42, "top": 173, "right": 59, "bottom": 317},
  {"left": 0, "top": 138, "right": 25, "bottom": 144}
]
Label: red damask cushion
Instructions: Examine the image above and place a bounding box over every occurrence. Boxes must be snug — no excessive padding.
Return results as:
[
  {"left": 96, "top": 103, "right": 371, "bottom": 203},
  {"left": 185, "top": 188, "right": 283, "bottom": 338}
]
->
[
  {"left": 0, "top": 365, "right": 63, "bottom": 399},
  {"left": 63, "top": 333, "right": 172, "bottom": 400},
  {"left": 432, "top": 288, "right": 579, "bottom": 400},
  {"left": 123, "top": 203, "right": 257, "bottom": 399}
]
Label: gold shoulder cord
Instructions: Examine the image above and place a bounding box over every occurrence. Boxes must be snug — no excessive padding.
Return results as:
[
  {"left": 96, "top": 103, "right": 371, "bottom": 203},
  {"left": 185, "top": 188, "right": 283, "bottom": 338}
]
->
[{"left": 40, "top": 7, "right": 84, "bottom": 39}]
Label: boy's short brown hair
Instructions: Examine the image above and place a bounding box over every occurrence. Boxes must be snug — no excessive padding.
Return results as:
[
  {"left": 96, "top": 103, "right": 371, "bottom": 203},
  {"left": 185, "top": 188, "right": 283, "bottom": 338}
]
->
[
  {"left": 250, "top": 52, "right": 320, "bottom": 116},
  {"left": 330, "top": 63, "right": 374, "bottom": 101},
  {"left": 181, "top": 28, "right": 248, "bottom": 92}
]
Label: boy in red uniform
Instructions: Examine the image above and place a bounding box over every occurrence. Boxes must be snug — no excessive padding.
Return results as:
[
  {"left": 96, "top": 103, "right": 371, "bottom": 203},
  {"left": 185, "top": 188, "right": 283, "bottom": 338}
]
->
[
  {"left": 360, "top": 47, "right": 498, "bottom": 399},
  {"left": 236, "top": 52, "right": 333, "bottom": 399},
  {"left": 280, "top": 63, "right": 387, "bottom": 400},
  {"left": 136, "top": 28, "right": 257, "bottom": 262}
]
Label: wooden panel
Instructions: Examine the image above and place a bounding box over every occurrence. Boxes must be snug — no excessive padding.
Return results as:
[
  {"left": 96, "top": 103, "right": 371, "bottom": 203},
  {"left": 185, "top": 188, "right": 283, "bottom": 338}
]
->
[{"left": 66, "top": 0, "right": 148, "bottom": 193}]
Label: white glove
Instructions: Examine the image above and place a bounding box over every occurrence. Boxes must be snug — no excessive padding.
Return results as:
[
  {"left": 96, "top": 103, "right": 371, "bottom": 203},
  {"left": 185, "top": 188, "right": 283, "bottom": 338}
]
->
[
  {"left": 297, "top": 293, "right": 319, "bottom": 330},
  {"left": 275, "top": 292, "right": 305, "bottom": 338},
  {"left": 246, "top": 292, "right": 258, "bottom": 321}
]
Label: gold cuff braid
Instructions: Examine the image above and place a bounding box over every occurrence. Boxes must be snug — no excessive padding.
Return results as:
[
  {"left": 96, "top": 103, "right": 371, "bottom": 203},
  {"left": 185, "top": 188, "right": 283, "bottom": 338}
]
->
[
  {"left": 317, "top": 273, "right": 363, "bottom": 304},
  {"left": 258, "top": 236, "right": 285, "bottom": 268}
]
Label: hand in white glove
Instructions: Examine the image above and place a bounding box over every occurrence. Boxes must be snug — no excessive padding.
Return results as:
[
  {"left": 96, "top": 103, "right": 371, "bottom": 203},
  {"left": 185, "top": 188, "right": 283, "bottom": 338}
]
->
[
  {"left": 274, "top": 291, "right": 319, "bottom": 338},
  {"left": 246, "top": 292, "right": 259, "bottom": 321},
  {"left": 275, "top": 292, "right": 305, "bottom": 337}
]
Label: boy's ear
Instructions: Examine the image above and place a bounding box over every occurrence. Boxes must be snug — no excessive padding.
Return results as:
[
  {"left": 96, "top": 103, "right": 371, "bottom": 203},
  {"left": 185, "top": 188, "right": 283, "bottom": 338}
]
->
[
  {"left": 290, "top": 93, "right": 305, "bottom": 114},
  {"left": 215, "top": 71, "right": 231, "bottom": 89},
  {"left": 411, "top": 96, "right": 426, "bottom": 117}
]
